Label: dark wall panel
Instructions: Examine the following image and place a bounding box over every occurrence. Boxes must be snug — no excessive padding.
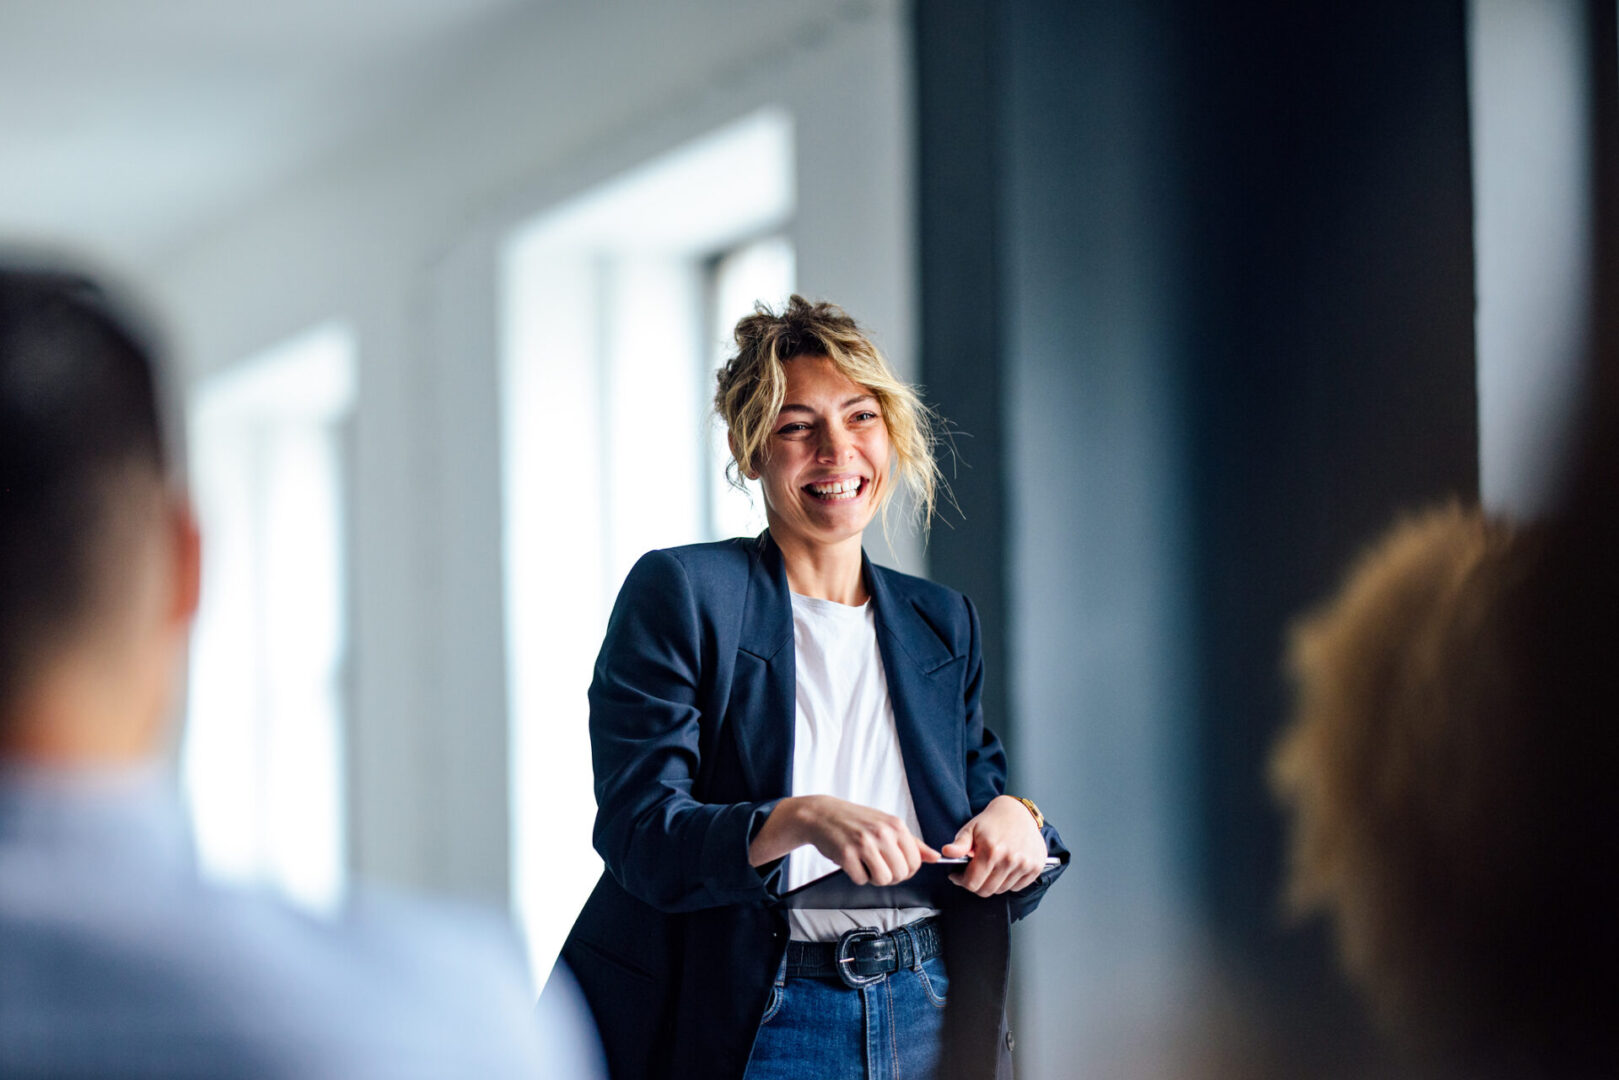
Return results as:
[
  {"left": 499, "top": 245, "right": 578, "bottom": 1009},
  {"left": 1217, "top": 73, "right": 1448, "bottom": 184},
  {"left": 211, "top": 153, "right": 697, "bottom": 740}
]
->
[
  {"left": 914, "top": 0, "right": 1012, "bottom": 752},
  {"left": 916, "top": 1, "right": 1477, "bottom": 1074},
  {"left": 1175, "top": 0, "right": 1479, "bottom": 959}
]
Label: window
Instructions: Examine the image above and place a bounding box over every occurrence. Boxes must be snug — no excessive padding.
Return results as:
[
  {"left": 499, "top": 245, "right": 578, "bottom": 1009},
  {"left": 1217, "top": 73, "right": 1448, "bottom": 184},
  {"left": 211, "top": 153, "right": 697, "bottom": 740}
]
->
[
  {"left": 182, "top": 323, "right": 355, "bottom": 914},
  {"left": 502, "top": 109, "right": 793, "bottom": 979},
  {"left": 705, "top": 233, "right": 795, "bottom": 539}
]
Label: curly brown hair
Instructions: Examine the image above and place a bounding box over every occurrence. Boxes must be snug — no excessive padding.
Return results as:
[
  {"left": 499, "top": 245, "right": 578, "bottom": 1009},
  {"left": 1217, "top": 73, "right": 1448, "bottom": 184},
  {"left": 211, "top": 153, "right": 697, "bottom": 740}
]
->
[{"left": 1272, "top": 503, "right": 1619, "bottom": 1076}]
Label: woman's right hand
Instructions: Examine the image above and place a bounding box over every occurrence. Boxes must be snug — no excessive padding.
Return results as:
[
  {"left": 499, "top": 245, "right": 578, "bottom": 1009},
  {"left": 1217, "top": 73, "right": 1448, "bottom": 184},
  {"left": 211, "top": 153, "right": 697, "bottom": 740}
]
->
[{"left": 748, "top": 795, "right": 940, "bottom": 885}]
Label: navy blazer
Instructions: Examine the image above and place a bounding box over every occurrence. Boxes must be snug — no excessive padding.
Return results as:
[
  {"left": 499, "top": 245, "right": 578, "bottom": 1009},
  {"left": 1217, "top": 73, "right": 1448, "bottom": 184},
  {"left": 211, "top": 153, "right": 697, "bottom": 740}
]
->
[{"left": 558, "top": 533, "right": 1067, "bottom": 1080}]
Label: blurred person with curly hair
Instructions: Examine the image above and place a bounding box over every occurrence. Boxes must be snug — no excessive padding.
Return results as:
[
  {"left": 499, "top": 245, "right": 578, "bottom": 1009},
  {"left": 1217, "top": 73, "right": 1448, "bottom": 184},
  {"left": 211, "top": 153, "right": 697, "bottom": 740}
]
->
[{"left": 1272, "top": 503, "right": 1618, "bottom": 1079}]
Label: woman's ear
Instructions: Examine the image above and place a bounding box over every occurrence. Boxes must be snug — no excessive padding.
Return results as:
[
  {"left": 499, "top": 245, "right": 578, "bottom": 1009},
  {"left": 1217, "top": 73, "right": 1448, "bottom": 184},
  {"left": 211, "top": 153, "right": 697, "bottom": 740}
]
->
[{"left": 728, "top": 434, "right": 759, "bottom": 481}]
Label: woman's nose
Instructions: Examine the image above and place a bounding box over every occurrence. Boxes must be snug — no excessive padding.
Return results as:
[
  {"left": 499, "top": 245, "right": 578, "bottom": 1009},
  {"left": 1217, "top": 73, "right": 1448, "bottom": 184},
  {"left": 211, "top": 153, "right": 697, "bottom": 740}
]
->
[{"left": 816, "top": 427, "right": 852, "bottom": 460}]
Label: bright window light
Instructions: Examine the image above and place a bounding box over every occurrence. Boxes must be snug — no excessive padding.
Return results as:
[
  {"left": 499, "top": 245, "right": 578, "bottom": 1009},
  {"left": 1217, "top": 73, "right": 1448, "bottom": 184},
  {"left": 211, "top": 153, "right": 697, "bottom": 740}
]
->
[
  {"left": 707, "top": 234, "right": 795, "bottom": 540},
  {"left": 503, "top": 108, "right": 794, "bottom": 982},
  {"left": 183, "top": 322, "right": 355, "bottom": 915}
]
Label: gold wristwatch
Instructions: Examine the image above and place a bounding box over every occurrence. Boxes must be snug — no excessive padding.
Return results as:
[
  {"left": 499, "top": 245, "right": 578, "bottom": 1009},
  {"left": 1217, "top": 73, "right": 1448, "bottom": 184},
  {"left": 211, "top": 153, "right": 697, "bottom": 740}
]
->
[{"left": 1014, "top": 796, "right": 1044, "bottom": 829}]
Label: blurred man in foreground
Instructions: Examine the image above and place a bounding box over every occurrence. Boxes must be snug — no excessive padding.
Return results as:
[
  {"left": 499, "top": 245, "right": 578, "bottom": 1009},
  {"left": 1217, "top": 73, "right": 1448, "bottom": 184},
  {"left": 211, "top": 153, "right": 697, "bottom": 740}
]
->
[{"left": 0, "top": 261, "right": 599, "bottom": 1077}]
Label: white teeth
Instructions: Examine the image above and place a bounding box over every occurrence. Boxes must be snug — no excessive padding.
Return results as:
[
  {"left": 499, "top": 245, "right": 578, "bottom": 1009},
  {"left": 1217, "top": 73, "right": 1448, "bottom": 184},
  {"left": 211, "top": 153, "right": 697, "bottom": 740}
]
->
[{"left": 808, "top": 478, "right": 863, "bottom": 498}]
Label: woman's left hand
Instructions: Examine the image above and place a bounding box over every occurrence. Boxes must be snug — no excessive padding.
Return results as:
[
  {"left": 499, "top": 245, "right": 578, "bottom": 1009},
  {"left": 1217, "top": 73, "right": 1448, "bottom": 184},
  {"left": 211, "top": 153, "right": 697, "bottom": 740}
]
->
[{"left": 940, "top": 795, "right": 1048, "bottom": 897}]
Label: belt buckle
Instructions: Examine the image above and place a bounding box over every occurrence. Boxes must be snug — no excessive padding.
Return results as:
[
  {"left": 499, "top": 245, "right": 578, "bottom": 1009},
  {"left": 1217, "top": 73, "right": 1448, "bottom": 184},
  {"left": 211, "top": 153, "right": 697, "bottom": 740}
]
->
[{"left": 834, "top": 926, "right": 887, "bottom": 989}]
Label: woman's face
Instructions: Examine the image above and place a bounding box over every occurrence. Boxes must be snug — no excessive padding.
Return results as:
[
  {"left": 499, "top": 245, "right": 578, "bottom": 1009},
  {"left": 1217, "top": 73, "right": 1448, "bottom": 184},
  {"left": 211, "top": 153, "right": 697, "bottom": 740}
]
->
[{"left": 748, "top": 354, "right": 891, "bottom": 553}]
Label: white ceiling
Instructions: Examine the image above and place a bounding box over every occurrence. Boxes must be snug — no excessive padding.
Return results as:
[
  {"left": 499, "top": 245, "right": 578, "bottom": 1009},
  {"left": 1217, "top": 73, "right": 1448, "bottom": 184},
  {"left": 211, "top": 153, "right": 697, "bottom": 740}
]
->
[
  {"left": 0, "top": 0, "right": 542, "bottom": 267},
  {"left": 510, "top": 107, "right": 794, "bottom": 256}
]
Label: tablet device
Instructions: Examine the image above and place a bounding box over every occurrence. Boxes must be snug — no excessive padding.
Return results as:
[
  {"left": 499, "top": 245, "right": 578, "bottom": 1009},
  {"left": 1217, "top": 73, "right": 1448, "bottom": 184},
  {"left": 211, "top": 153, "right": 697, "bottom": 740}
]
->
[{"left": 778, "top": 857, "right": 1062, "bottom": 909}]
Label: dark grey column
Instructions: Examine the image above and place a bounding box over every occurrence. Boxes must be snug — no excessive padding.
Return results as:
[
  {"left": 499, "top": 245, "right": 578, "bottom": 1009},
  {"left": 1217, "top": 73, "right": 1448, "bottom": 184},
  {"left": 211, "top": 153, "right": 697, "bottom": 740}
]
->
[
  {"left": 913, "top": 0, "right": 1012, "bottom": 753},
  {"left": 916, "top": 1, "right": 1478, "bottom": 1074},
  {"left": 1174, "top": 0, "right": 1479, "bottom": 962}
]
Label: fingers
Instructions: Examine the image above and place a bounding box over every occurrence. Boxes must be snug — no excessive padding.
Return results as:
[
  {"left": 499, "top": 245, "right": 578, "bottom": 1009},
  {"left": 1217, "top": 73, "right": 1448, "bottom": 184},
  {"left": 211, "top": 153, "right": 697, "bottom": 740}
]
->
[
  {"left": 979, "top": 861, "right": 1017, "bottom": 898},
  {"left": 983, "top": 858, "right": 1030, "bottom": 897},
  {"left": 951, "top": 851, "right": 1044, "bottom": 896},
  {"left": 1008, "top": 860, "right": 1043, "bottom": 892},
  {"left": 942, "top": 822, "right": 975, "bottom": 859},
  {"left": 946, "top": 823, "right": 1045, "bottom": 894},
  {"left": 857, "top": 833, "right": 905, "bottom": 886},
  {"left": 883, "top": 839, "right": 912, "bottom": 885},
  {"left": 950, "top": 848, "right": 987, "bottom": 893},
  {"left": 869, "top": 827, "right": 928, "bottom": 884},
  {"left": 957, "top": 851, "right": 996, "bottom": 895},
  {"left": 944, "top": 797, "right": 1050, "bottom": 895},
  {"left": 838, "top": 842, "right": 871, "bottom": 885},
  {"left": 903, "top": 832, "right": 941, "bottom": 874},
  {"left": 810, "top": 798, "right": 932, "bottom": 885}
]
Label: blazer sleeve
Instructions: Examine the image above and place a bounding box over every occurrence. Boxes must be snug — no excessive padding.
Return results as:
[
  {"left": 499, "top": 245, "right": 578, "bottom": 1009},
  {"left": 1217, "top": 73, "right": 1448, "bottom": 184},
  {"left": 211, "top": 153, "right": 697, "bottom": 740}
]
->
[
  {"left": 586, "top": 549, "right": 781, "bottom": 913},
  {"left": 960, "top": 593, "right": 1070, "bottom": 923}
]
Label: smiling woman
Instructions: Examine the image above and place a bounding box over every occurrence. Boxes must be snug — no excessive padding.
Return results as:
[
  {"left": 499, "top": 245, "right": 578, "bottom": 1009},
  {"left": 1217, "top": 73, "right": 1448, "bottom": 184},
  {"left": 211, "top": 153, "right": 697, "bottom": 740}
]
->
[
  {"left": 741, "top": 360, "right": 893, "bottom": 597},
  {"left": 716, "top": 297, "right": 941, "bottom": 558},
  {"left": 555, "top": 296, "right": 1069, "bottom": 1080}
]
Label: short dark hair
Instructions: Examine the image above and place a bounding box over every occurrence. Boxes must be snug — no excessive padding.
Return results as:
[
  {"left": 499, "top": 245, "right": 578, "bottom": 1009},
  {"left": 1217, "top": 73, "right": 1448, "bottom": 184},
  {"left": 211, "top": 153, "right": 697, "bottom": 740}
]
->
[{"left": 0, "top": 264, "right": 169, "bottom": 715}]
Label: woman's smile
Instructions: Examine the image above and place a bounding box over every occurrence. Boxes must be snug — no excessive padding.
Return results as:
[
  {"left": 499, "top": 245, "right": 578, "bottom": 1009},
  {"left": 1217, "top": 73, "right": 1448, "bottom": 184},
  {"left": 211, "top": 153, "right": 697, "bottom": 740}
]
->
[
  {"left": 802, "top": 475, "right": 868, "bottom": 501},
  {"left": 752, "top": 354, "right": 891, "bottom": 552}
]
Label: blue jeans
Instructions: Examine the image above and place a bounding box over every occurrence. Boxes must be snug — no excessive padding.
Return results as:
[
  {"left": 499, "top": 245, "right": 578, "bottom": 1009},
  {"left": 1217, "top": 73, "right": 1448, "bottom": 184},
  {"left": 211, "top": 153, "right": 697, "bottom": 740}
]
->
[{"left": 742, "top": 951, "right": 949, "bottom": 1080}]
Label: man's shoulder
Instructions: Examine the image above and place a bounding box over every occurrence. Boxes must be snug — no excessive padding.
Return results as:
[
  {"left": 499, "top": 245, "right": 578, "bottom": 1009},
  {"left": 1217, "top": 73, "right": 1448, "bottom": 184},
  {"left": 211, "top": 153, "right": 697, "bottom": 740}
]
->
[
  {"left": 0, "top": 874, "right": 556, "bottom": 1076},
  {"left": 333, "top": 886, "right": 537, "bottom": 998}
]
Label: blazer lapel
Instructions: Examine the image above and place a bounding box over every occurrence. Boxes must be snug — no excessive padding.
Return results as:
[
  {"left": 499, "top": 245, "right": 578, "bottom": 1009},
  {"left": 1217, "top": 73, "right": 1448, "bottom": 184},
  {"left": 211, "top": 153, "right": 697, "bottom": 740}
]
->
[
  {"left": 725, "top": 537, "right": 972, "bottom": 836},
  {"left": 865, "top": 557, "right": 973, "bottom": 844},
  {"left": 729, "top": 533, "right": 795, "bottom": 799}
]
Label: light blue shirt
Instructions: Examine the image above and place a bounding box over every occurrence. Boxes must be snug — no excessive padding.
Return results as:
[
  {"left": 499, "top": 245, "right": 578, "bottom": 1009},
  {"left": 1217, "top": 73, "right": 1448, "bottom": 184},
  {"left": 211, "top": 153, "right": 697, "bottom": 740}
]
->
[{"left": 0, "top": 763, "right": 603, "bottom": 1078}]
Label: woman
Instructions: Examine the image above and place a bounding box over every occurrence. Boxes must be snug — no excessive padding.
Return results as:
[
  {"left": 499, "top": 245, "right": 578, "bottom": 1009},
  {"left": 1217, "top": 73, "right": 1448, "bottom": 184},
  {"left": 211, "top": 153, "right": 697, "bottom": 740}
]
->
[{"left": 559, "top": 296, "right": 1067, "bottom": 1080}]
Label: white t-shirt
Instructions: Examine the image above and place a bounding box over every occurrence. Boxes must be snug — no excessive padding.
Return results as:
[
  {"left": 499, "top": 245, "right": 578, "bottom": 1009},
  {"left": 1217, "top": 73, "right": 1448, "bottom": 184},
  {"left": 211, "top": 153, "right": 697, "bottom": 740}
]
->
[{"left": 783, "top": 592, "right": 937, "bottom": 942}]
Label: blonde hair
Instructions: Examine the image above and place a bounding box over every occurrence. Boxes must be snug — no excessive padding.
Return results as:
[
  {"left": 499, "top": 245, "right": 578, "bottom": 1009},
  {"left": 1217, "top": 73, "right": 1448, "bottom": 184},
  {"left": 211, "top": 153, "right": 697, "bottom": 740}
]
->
[{"left": 714, "top": 295, "right": 945, "bottom": 540}]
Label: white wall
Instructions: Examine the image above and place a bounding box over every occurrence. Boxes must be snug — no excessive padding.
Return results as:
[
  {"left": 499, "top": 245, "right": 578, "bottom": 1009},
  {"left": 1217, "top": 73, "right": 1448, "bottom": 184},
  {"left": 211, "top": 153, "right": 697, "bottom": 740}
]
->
[
  {"left": 1470, "top": 0, "right": 1596, "bottom": 515},
  {"left": 148, "top": 0, "right": 917, "bottom": 905}
]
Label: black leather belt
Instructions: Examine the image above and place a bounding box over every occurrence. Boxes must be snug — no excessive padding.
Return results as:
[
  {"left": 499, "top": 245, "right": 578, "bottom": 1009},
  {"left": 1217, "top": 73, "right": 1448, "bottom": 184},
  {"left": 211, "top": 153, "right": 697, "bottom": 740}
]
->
[{"left": 784, "top": 917, "right": 943, "bottom": 989}]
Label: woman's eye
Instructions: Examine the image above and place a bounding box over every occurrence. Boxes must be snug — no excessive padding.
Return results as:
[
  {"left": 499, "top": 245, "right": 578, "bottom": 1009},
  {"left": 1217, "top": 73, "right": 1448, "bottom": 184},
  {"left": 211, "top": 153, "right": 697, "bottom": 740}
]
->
[
  {"left": 852, "top": 411, "right": 879, "bottom": 422},
  {"left": 777, "top": 422, "right": 810, "bottom": 435}
]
